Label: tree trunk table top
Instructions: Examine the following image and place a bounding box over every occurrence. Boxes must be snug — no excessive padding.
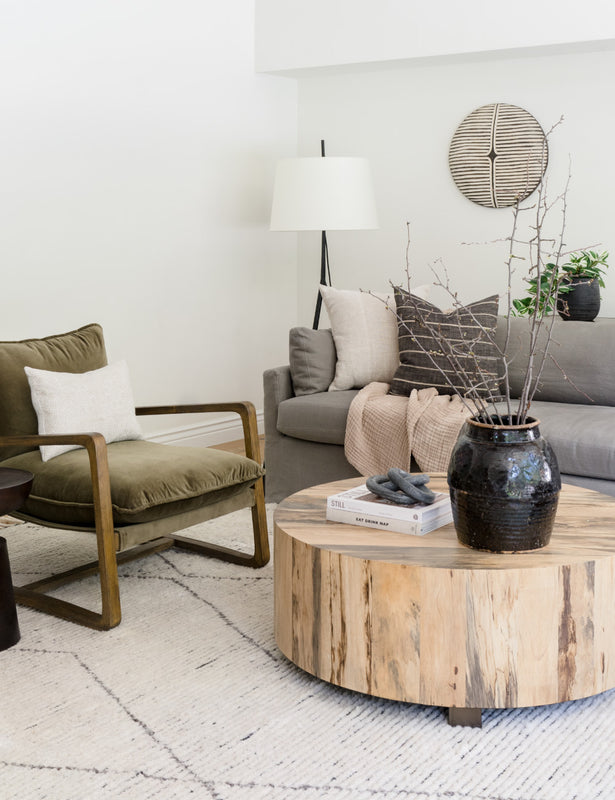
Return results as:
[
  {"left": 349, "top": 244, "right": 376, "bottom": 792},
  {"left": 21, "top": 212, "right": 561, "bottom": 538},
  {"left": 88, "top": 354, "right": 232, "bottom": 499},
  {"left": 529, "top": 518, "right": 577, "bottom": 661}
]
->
[{"left": 274, "top": 476, "right": 615, "bottom": 722}]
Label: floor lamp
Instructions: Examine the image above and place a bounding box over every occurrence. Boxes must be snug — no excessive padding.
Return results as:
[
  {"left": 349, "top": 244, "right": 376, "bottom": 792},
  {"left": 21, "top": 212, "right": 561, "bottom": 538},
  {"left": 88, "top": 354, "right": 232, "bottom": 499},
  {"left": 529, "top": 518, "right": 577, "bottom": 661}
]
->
[{"left": 270, "top": 141, "right": 379, "bottom": 329}]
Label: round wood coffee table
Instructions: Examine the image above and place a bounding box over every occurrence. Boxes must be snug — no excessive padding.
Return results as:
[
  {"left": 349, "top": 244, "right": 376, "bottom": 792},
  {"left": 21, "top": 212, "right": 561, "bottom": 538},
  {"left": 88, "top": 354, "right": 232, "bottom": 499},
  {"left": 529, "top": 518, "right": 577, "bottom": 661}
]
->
[{"left": 274, "top": 476, "right": 615, "bottom": 726}]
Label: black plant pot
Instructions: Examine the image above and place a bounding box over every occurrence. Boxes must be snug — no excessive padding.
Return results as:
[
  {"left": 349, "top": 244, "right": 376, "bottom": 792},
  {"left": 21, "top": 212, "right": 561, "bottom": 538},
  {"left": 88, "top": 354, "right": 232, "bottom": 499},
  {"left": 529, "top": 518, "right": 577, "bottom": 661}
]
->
[
  {"left": 557, "top": 276, "right": 600, "bottom": 321},
  {"left": 447, "top": 416, "right": 561, "bottom": 553}
]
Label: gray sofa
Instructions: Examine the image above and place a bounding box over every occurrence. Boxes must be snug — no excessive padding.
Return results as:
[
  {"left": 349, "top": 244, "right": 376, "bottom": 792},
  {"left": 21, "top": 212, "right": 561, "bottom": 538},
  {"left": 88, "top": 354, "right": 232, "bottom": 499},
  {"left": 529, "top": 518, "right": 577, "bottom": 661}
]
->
[{"left": 263, "top": 316, "right": 615, "bottom": 502}]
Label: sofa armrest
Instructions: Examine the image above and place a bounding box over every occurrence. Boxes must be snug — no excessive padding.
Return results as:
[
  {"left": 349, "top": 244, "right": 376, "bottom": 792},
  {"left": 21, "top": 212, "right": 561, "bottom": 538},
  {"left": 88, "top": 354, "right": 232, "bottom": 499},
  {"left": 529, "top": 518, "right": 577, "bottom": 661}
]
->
[
  {"left": 263, "top": 366, "right": 293, "bottom": 440},
  {"left": 264, "top": 366, "right": 294, "bottom": 403}
]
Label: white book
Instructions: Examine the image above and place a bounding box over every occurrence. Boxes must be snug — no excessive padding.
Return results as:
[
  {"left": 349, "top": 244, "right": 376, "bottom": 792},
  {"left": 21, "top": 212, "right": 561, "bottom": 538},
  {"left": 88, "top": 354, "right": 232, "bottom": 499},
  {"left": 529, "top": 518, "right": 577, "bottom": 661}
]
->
[
  {"left": 326, "top": 483, "right": 451, "bottom": 523},
  {"left": 326, "top": 503, "right": 453, "bottom": 536}
]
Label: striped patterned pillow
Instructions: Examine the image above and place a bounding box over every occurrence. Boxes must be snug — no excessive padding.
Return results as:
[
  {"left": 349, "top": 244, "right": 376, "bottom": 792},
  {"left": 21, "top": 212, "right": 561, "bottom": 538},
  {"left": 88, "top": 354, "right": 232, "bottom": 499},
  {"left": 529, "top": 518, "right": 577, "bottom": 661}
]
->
[{"left": 390, "top": 289, "right": 500, "bottom": 398}]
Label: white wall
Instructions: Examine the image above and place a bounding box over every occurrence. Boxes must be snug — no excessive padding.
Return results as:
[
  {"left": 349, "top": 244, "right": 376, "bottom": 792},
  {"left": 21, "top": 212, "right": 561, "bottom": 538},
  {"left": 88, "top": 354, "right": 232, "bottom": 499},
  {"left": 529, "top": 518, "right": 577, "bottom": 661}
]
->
[
  {"left": 1, "top": 0, "right": 297, "bottom": 441},
  {"left": 256, "top": 0, "right": 615, "bottom": 73},
  {"left": 293, "top": 47, "right": 615, "bottom": 323},
  {"left": 256, "top": 2, "right": 615, "bottom": 326}
]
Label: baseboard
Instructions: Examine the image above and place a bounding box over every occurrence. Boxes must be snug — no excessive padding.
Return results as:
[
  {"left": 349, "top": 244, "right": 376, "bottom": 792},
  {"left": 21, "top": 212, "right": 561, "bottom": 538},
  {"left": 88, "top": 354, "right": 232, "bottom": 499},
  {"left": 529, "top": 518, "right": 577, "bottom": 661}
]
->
[{"left": 146, "top": 410, "right": 264, "bottom": 448}]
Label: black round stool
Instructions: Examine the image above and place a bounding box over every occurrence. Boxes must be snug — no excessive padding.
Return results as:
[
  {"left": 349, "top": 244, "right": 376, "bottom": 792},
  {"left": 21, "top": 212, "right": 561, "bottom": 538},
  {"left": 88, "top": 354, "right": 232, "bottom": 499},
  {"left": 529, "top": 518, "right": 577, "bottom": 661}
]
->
[{"left": 0, "top": 468, "right": 34, "bottom": 650}]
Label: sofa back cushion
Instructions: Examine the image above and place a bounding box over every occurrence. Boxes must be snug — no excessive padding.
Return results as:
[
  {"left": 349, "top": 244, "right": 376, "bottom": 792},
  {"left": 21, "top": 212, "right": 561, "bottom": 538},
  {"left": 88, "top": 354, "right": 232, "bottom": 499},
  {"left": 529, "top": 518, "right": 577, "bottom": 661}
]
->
[
  {"left": 0, "top": 323, "right": 108, "bottom": 459},
  {"left": 289, "top": 327, "right": 337, "bottom": 396},
  {"left": 320, "top": 285, "right": 401, "bottom": 390},
  {"left": 320, "top": 284, "right": 431, "bottom": 391},
  {"left": 391, "top": 291, "right": 500, "bottom": 397},
  {"left": 495, "top": 315, "right": 615, "bottom": 406}
]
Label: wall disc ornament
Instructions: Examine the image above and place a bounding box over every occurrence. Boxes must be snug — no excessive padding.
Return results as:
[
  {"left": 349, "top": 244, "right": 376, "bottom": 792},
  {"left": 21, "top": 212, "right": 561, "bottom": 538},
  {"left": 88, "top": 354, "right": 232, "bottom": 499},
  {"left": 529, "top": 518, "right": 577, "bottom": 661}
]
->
[{"left": 449, "top": 103, "right": 548, "bottom": 209}]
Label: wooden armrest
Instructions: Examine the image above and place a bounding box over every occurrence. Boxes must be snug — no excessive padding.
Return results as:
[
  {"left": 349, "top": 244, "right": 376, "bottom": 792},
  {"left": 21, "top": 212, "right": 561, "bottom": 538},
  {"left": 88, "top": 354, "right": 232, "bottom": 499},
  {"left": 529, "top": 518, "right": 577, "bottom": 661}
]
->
[
  {"left": 135, "top": 402, "right": 262, "bottom": 464},
  {"left": 0, "top": 432, "right": 111, "bottom": 508},
  {"left": 0, "top": 430, "right": 115, "bottom": 569},
  {"left": 0, "top": 432, "right": 106, "bottom": 450}
]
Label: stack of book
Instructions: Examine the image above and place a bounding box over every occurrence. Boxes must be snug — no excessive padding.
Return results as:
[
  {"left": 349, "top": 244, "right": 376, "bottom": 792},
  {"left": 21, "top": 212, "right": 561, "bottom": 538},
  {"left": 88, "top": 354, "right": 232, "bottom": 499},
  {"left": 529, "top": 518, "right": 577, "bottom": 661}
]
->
[{"left": 326, "top": 483, "right": 453, "bottom": 535}]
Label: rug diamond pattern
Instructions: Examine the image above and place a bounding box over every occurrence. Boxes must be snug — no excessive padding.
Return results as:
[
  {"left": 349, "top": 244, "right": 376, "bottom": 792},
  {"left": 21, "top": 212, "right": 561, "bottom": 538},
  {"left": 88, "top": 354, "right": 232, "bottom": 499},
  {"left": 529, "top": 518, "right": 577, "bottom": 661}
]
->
[{"left": 2, "top": 506, "right": 615, "bottom": 799}]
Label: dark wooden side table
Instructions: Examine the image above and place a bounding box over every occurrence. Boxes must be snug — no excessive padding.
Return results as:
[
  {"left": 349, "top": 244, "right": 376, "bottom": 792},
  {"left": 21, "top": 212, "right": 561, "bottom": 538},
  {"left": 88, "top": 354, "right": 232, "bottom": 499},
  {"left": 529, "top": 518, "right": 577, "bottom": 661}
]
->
[{"left": 0, "top": 468, "right": 33, "bottom": 650}]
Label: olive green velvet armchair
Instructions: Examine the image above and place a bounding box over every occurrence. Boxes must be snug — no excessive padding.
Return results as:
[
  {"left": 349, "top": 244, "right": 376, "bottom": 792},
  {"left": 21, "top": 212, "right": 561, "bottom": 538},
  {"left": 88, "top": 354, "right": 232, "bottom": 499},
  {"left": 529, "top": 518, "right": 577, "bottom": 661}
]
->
[{"left": 0, "top": 324, "right": 269, "bottom": 630}]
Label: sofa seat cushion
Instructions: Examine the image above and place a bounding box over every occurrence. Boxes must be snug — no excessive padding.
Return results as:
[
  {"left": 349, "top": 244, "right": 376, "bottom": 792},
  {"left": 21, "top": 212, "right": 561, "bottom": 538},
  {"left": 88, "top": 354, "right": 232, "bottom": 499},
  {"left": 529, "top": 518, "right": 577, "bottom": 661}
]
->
[
  {"left": 277, "top": 390, "right": 358, "bottom": 445},
  {"left": 527, "top": 401, "right": 615, "bottom": 481},
  {"left": 0, "top": 440, "right": 263, "bottom": 527}
]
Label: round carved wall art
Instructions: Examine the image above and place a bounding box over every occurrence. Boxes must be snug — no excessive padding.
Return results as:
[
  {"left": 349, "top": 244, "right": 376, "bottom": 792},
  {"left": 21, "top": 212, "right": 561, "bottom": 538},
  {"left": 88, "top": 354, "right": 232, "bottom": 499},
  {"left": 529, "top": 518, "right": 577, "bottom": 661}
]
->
[{"left": 449, "top": 103, "right": 548, "bottom": 209}]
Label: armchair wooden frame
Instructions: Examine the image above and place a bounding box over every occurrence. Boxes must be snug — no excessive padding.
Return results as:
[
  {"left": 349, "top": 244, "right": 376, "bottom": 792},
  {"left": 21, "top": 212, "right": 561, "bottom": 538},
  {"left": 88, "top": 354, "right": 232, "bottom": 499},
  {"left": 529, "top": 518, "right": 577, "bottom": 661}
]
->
[{"left": 0, "top": 402, "right": 269, "bottom": 631}]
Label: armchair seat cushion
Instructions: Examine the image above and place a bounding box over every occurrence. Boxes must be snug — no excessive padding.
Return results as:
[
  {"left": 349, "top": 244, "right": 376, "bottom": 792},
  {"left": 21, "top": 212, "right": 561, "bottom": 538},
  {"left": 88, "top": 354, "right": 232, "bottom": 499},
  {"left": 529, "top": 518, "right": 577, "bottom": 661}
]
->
[{"left": 0, "top": 440, "right": 264, "bottom": 527}]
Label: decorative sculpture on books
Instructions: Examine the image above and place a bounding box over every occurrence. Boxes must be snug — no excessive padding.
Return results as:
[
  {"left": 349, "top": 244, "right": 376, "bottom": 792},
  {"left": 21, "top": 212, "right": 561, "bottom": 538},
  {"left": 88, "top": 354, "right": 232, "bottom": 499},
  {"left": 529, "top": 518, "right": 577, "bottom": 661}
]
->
[{"left": 366, "top": 469, "right": 436, "bottom": 505}]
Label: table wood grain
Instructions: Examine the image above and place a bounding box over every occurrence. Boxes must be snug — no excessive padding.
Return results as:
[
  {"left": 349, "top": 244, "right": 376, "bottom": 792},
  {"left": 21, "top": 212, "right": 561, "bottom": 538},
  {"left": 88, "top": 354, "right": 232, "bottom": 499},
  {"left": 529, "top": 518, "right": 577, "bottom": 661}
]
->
[{"left": 274, "top": 476, "right": 615, "bottom": 712}]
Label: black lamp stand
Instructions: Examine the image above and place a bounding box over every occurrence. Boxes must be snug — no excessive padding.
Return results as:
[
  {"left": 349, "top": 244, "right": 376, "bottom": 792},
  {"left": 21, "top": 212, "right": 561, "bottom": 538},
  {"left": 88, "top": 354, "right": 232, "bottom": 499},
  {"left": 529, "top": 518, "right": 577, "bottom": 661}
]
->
[{"left": 312, "top": 139, "right": 331, "bottom": 330}]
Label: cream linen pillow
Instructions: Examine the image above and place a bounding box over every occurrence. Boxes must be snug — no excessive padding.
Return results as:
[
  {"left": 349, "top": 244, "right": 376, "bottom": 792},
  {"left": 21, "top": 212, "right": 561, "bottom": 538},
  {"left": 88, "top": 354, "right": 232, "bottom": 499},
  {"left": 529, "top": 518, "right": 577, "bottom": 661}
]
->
[
  {"left": 320, "top": 284, "right": 430, "bottom": 391},
  {"left": 25, "top": 360, "right": 143, "bottom": 461}
]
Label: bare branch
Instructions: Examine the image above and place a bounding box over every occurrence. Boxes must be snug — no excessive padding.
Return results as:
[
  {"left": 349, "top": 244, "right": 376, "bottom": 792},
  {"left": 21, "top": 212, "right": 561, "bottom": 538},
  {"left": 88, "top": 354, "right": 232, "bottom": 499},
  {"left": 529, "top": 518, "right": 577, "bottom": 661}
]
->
[{"left": 368, "top": 115, "right": 586, "bottom": 428}]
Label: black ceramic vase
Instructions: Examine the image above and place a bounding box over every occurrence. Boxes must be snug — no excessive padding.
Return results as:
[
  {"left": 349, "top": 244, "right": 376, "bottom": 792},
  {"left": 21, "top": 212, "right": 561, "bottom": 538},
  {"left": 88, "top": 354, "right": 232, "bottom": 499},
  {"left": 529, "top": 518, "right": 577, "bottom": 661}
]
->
[
  {"left": 447, "top": 416, "right": 561, "bottom": 552},
  {"left": 557, "top": 276, "right": 600, "bottom": 321}
]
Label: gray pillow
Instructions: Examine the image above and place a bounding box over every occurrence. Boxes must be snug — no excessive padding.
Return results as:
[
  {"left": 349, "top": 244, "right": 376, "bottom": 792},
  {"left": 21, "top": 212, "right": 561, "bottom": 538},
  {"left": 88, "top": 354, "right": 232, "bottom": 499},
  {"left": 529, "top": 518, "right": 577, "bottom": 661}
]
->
[{"left": 289, "top": 327, "right": 337, "bottom": 396}]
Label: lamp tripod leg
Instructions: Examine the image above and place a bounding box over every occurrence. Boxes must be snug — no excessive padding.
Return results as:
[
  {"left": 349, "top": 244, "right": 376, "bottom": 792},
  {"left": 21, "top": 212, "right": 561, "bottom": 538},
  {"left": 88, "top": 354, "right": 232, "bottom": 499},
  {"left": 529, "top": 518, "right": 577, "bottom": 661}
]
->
[{"left": 312, "top": 230, "right": 330, "bottom": 330}]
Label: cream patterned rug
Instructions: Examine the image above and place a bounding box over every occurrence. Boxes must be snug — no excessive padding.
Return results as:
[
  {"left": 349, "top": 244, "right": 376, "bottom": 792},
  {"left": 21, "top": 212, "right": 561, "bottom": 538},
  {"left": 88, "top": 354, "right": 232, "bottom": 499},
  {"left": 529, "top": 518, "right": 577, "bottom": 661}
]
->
[
  {"left": 2, "top": 505, "right": 615, "bottom": 800},
  {"left": 0, "top": 515, "right": 21, "bottom": 528}
]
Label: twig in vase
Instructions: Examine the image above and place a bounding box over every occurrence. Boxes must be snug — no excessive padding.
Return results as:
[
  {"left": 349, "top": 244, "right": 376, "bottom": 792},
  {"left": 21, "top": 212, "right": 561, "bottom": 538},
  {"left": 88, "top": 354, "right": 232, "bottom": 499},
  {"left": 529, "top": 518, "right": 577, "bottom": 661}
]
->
[
  {"left": 370, "top": 116, "right": 585, "bottom": 427},
  {"left": 396, "top": 228, "right": 503, "bottom": 421},
  {"left": 424, "top": 257, "right": 506, "bottom": 421},
  {"left": 515, "top": 153, "right": 571, "bottom": 421}
]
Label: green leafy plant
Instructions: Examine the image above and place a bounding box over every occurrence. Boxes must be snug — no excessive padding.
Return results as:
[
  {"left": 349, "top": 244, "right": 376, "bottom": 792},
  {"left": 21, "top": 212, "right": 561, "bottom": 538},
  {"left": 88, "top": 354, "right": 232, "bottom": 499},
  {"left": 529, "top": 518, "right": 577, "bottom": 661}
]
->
[
  {"left": 512, "top": 262, "right": 559, "bottom": 317},
  {"left": 560, "top": 249, "right": 609, "bottom": 284},
  {"left": 512, "top": 249, "right": 609, "bottom": 318}
]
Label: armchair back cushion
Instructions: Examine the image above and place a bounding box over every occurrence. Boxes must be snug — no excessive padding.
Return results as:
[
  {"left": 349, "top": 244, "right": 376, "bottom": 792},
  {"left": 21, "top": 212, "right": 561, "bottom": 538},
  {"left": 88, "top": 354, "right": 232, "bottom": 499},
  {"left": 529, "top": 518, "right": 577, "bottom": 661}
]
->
[{"left": 0, "top": 324, "right": 108, "bottom": 459}]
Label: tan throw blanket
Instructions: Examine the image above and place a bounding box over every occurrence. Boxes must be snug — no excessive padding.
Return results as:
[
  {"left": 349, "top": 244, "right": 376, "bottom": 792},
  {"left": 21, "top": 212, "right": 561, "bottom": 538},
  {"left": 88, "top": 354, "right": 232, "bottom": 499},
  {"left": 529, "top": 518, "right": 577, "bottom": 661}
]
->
[{"left": 345, "top": 383, "right": 475, "bottom": 476}]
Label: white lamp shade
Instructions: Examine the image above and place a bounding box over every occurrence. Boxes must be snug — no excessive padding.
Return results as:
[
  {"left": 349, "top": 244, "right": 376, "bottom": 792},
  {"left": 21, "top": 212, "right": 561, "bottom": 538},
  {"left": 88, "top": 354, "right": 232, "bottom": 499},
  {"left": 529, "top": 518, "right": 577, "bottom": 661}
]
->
[{"left": 270, "top": 157, "right": 379, "bottom": 231}]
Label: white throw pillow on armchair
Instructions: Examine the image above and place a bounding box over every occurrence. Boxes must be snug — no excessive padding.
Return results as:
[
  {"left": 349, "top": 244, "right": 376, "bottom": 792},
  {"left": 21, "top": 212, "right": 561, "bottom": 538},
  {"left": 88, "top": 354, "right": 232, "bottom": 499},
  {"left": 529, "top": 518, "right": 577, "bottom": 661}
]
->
[
  {"left": 320, "top": 284, "right": 430, "bottom": 391},
  {"left": 25, "top": 360, "right": 143, "bottom": 461}
]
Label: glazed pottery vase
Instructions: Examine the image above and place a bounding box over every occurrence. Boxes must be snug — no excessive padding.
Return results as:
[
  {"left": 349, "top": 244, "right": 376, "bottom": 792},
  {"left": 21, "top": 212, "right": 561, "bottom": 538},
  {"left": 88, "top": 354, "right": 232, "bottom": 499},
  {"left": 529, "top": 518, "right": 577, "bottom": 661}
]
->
[
  {"left": 447, "top": 416, "right": 561, "bottom": 552},
  {"left": 557, "top": 276, "right": 600, "bottom": 321}
]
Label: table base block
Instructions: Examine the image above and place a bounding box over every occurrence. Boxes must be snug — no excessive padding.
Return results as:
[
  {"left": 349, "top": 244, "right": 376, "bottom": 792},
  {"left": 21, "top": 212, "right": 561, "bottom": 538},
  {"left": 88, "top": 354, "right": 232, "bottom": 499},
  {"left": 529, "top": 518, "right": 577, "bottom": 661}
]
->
[{"left": 448, "top": 707, "right": 482, "bottom": 727}]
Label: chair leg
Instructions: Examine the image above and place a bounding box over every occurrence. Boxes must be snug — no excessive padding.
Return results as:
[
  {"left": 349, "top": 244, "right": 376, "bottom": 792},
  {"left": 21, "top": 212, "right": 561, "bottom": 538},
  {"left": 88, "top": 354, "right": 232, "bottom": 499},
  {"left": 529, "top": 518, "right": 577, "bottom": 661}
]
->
[
  {"left": 15, "top": 433, "right": 123, "bottom": 631},
  {"left": 89, "top": 434, "right": 121, "bottom": 629},
  {"left": 14, "top": 513, "right": 122, "bottom": 631},
  {"left": 136, "top": 401, "right": 270, "bottom": 568},
  {"left": 250, "top": 477, "right": 270, "bottom": 567},
  {"left": 15, "top": 474, "right": 269, "bottom": 629},
  {"left": 15, "top": 539, "right": 174, "bottom": 630},
  {"left": 172, "top": 478, "right": 270, "bottom": 567}
]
